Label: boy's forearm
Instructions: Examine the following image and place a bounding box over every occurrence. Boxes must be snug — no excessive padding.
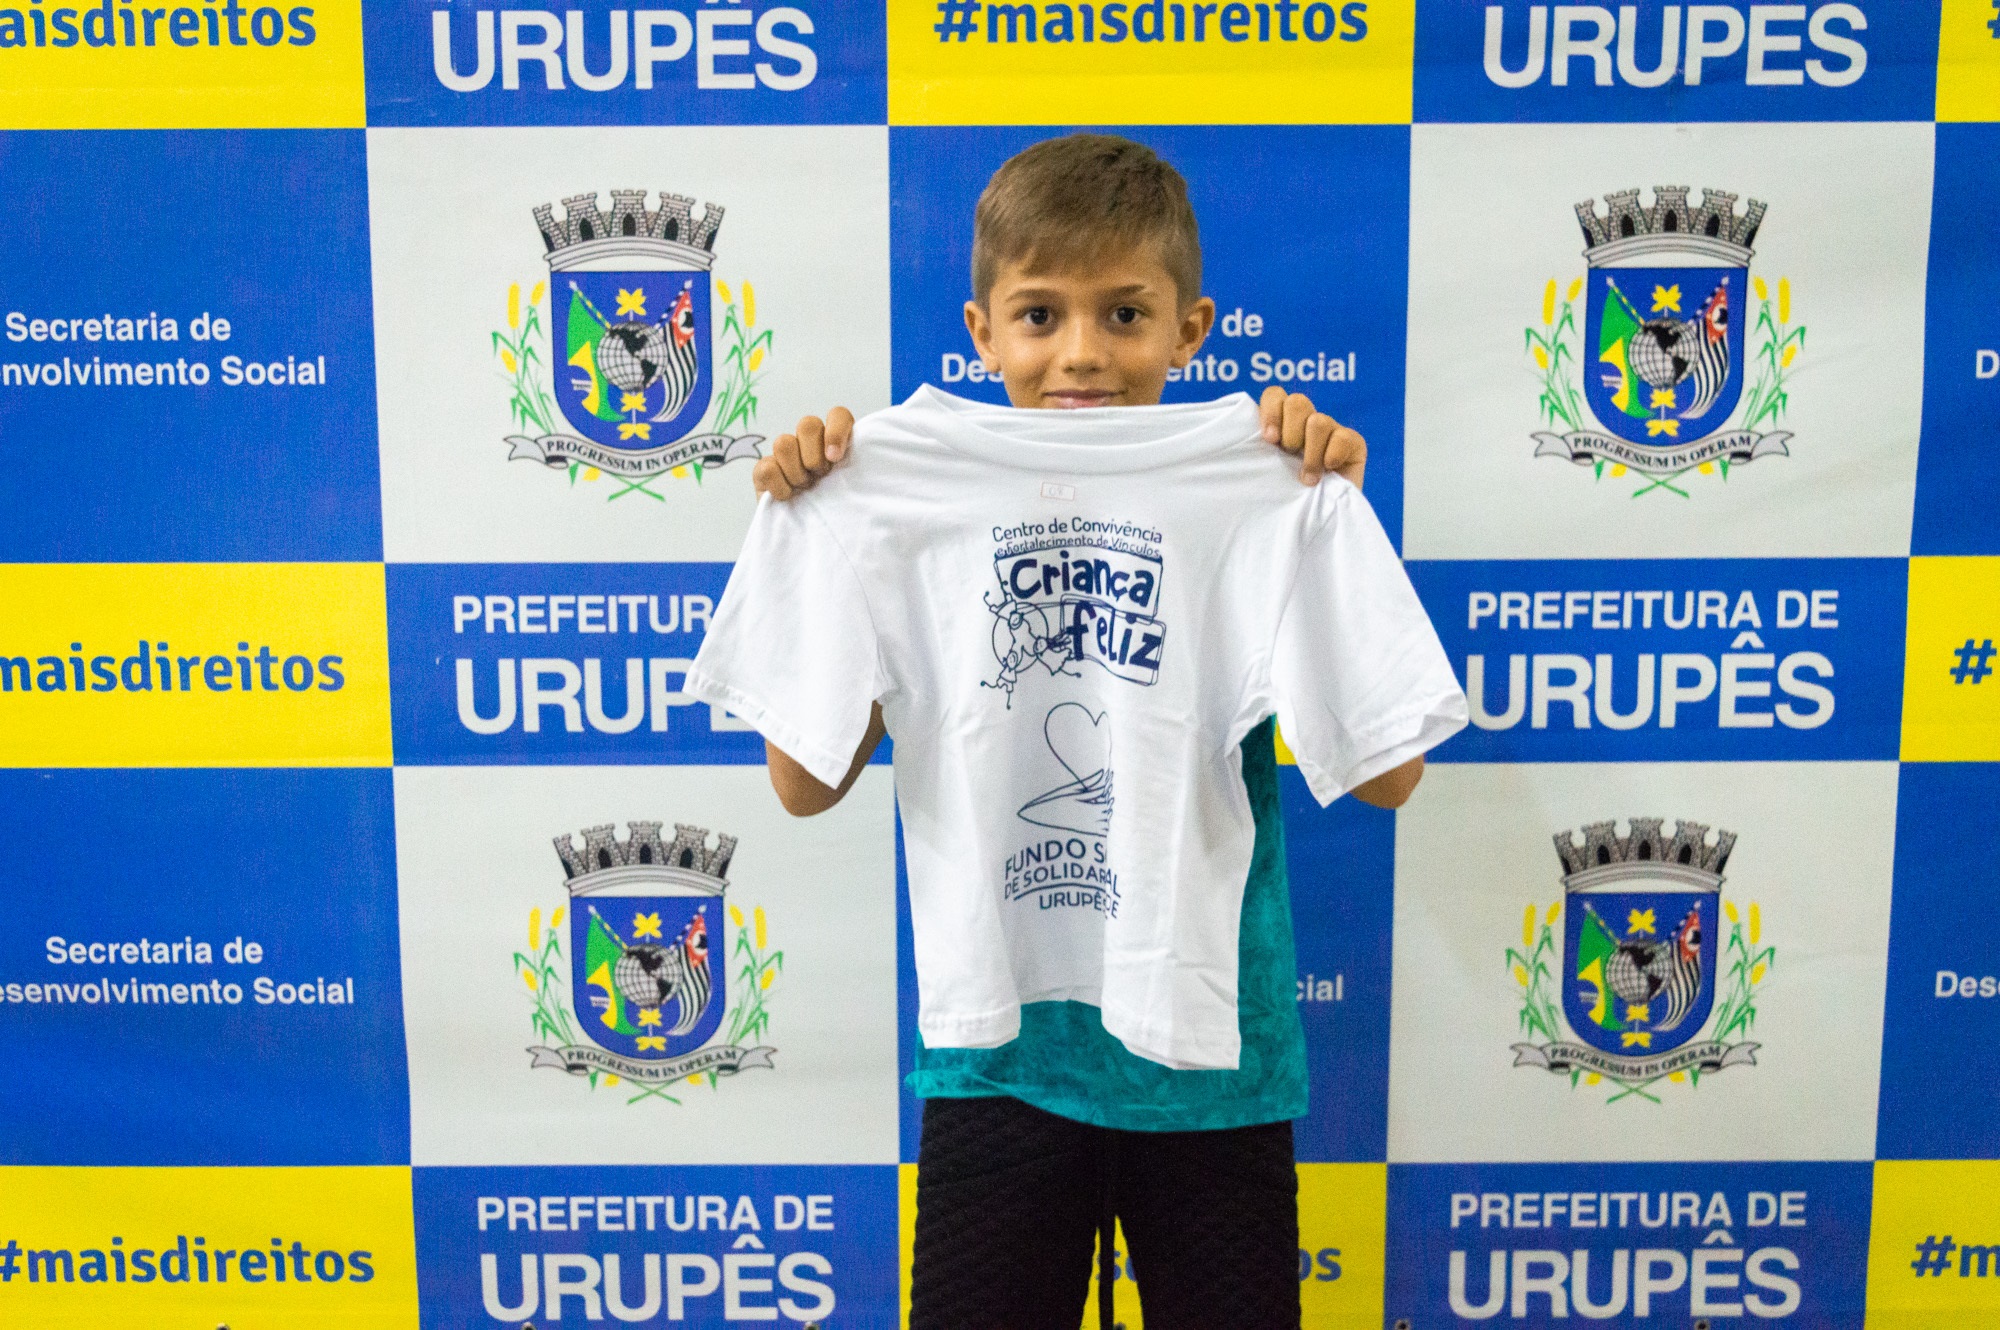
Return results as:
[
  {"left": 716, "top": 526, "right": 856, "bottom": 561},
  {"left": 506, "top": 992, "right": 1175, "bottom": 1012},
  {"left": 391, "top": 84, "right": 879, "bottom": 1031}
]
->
[
  {"left": 766, "top": 703, "right": 887, "bottom": 816},
  {"left": 1350, "top": 755, "right": 1424, "bottom": 809}
]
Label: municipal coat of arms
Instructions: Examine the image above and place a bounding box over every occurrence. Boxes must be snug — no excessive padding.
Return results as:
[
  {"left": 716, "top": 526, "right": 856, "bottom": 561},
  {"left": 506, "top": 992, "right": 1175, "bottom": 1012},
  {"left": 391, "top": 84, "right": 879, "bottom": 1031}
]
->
[
  {"left": 1508, "top": 818, "right": 1776, "bottom": 1105},
  {"left": 493, "top": 189, "right": 771, "bottom": 500},
  {"left": 516, "top": 821, "right": 780, "bottom": 1105},
  {"left": 1525, "top": 187, "right": 1806, "bottom": 498}
]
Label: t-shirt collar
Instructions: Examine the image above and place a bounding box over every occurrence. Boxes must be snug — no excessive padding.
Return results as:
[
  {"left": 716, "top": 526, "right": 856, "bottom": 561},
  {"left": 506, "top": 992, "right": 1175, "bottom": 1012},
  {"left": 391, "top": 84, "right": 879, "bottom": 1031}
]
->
[{"left": 905, "top": 384, "right": 1259, "bottom": 475}]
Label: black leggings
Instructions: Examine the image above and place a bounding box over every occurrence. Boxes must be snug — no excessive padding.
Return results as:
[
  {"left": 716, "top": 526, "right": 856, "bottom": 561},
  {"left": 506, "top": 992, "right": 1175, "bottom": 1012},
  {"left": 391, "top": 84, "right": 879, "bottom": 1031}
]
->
[{"left": 910, "top": 1095, "right": 1302, "bottom": 1330}]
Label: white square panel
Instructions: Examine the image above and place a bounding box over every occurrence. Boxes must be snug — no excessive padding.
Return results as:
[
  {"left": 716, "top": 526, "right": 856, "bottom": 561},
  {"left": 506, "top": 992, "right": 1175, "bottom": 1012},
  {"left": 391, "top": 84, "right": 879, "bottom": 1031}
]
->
[
  {"left": 1388, "top": 760, "right": 1897, "bottom": 1162},
  {"left": 370, "top": 125, "right": 890, "bottom": 562},
  {"left": 394, "top": 763, "right": 899, "bottom": 1165},
  {"left": 1404, "top": 121, "right": 1931, "bottom": 558}
]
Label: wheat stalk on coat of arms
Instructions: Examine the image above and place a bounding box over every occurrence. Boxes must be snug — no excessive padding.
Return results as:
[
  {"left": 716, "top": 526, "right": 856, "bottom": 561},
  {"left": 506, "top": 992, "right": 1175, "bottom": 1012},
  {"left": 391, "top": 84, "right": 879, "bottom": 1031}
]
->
[
  {"left": 1739, "top": 276, "right": 1805, "bottom": 437},
  {"left": 495, "top": 280, "right": 559, "bottom": 440}
]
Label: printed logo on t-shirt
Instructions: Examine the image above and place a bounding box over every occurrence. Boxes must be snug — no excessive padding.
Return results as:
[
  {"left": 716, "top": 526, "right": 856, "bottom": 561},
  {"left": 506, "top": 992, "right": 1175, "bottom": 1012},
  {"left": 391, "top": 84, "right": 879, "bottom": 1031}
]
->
[
  {"left": 1017, "top": 702, "right": 1114, "bottom": 837},
  {"left": 1003, "top": 703, "right": 1121, "bottom": 916},
  {"left": 984, "top": 516, "right": 1168, "bottom": 702}
]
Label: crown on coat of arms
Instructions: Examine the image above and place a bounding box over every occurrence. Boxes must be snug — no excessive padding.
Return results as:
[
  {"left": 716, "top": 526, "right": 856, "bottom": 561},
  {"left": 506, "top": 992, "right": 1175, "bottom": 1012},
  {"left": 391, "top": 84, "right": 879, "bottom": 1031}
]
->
[
  {"left": 1574, "top": 187, "right": 1765, "bottom": 268},
  {"left": 553, "top": 821, "right": 735, "bottom": 896},
  {"left": 533, "top": 189, "right": 725, "bottom": 272},
  {"left": 1553, "top": 817, "right": 1735, "bottom": 889}
]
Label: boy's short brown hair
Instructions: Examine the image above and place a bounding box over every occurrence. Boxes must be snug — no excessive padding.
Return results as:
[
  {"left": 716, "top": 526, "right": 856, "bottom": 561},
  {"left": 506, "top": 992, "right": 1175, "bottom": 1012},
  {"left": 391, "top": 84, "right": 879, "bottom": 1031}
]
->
[{"left": 971, "top": 133, "right": 1201, "bottom": 308}]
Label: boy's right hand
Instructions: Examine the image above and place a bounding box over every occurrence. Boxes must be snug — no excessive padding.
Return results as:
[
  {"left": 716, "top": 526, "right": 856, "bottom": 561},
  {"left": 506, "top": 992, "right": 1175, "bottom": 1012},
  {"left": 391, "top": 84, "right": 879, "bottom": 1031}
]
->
[
  {"left": 1259, "top": 387, "right": 1366, "bottom": 489},
  {"left": 753, "top": 408, "right": 855, "bottom": 500}
]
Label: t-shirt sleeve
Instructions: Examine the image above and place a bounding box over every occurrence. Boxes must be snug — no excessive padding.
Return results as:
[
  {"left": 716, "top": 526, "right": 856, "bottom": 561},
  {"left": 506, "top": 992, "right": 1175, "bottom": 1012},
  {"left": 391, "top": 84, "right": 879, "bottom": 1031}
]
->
[
  {"left": 1269, "top": 486, "right": 1468, "bottom": 806},
  {"left": 686, "top": 494, "right": 886, "bottom": 789}
]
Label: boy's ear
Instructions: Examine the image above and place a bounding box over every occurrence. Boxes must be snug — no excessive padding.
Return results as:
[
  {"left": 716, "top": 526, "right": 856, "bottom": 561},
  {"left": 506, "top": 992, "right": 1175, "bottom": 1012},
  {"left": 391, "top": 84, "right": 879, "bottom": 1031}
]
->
[
  {"left": 1173, "top": 296, "right": 1217, "bottom": 368},
  {"left": 964, "top": 299, "right": 999, "bottom": 371}
]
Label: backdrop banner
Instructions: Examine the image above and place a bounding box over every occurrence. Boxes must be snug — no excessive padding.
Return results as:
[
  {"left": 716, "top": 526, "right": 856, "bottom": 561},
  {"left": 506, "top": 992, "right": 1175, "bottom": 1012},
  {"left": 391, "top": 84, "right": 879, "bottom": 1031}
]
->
[{"left": 3, "top": 2, "right": 1998, "bottom": 1326}]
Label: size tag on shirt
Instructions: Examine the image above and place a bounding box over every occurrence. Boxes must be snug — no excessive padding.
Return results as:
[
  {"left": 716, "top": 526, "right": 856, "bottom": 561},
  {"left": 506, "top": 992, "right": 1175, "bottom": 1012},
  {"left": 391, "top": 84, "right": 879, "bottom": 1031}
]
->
[{"left": 1040, "top": 481, "right": 1077, "bottom": 502}]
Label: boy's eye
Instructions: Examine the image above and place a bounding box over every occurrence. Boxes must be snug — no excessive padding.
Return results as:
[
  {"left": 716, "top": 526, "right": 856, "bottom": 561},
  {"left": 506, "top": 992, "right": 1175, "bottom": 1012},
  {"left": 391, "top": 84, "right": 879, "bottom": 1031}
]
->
[
  {"left": 1111, "top": 306, "right": 1142, "bottom": 325},
  {"left": 1022, "top": 307, "right": 1051, "bottom": 327}
]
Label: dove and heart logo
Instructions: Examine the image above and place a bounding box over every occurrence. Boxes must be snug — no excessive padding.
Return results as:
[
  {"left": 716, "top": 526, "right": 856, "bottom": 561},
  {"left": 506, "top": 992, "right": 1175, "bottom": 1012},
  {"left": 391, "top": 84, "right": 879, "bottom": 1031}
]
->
[{"left": 1018, "top": 702, "right": 1115, "bottom": 838}]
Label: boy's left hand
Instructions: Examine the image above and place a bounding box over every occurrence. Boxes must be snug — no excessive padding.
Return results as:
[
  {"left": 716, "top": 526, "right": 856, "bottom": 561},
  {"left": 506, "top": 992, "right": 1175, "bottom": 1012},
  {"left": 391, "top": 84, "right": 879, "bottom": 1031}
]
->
[
  {"left": 754, "top": 408, "right": 854, "bottom": 500},
  {"left": 1259, "top": 387, "right": 1366, "bottom": 489}
]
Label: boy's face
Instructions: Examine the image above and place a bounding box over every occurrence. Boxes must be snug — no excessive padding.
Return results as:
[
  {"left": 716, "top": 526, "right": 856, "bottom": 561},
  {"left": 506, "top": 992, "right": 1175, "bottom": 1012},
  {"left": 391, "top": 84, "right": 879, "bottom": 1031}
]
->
[{"left": 964, "top": 247, "right": 1215, "bottom": 409}]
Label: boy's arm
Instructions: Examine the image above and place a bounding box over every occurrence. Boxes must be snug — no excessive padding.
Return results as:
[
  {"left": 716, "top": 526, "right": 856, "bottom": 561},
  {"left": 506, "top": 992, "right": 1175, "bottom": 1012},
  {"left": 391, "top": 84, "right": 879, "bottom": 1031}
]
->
[
  {"left": 767, "top": 702, "right": 887, "bottom": 816},
  {"left": 750, "top": 392, "right": 1367, "bottom": 498},
  {"left": 1349, "top": 754, "right": 1424, "bottom": 809}
]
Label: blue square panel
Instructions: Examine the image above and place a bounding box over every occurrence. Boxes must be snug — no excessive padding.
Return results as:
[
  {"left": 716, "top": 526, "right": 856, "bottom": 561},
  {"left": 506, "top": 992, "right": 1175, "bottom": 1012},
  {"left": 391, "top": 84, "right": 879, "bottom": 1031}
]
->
[
  {"left": 1409, "top": 558, "right": 1907, "bottom": 763},
  {"left": 1914, "top": 124, "right": 2000, "bottom": 555},
  {"left": 0, "top": 131, "right": 382, "bottom": 561},
  {"left": 366, "top": 0, "right": 885, "bottom": 125},
  {"left": 1878, "top": 763, "right": 2000, "bottom": 1159},
  {"left": 1285, "top": 768, "right": 1396, "bottom": 1164},
  {"left": 0, "top": 769, "right": 409, "bottom": 1165},
  {"left": 386, "top": 562, "right": 774, "bottom": 765},
  {"left": 413, "top": 1164, "right": 898, "bottom": 1326},
  {"left": 1387, "top": 1160, "right": 1874, "bottom": 1327},
  {"left": 1416, "top": 1, "right": 1937, "bottom": 123}
]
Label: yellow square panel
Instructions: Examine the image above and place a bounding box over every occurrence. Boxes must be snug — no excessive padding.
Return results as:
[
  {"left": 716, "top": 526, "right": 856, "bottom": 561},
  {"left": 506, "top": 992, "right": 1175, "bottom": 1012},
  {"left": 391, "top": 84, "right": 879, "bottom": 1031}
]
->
[
  {"left": 1296, "top": 1163, "right": 1387, "bottom": 1328},
  {"left": 1901, "top": 557, "right": 2000, "bottom": 761},
  {"left": 0, "top": 0, "right": 362, "bottom": 128},
  {"left": 0, "top": 562, "right": 392, "bottom": 767},
  {"left": 888, "top": 0, "right": 1413, "bottom": 124},
  {"left": 1868, "top": 1161, "right": 2000, "bottom": 1328},
  {"left": 1940, "top": 0, "right": 2000, "bottom": 121},
  {"left": 0, "top": 1165, "right": 417, "bottom": 1327}
]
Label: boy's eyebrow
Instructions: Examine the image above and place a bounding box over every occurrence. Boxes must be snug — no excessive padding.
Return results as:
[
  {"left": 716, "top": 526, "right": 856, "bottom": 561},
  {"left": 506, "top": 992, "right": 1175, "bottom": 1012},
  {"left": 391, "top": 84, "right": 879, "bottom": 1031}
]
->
[{"left": 1001, "top": 281, "right": 1159, "bottom": 303}]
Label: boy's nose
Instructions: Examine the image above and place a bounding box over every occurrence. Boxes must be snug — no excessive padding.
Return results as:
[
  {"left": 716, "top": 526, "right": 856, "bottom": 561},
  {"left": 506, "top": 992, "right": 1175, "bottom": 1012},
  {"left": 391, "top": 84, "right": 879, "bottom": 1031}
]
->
[{"left": 1056, "top": 323, "right": 1109, "bottom": 373}]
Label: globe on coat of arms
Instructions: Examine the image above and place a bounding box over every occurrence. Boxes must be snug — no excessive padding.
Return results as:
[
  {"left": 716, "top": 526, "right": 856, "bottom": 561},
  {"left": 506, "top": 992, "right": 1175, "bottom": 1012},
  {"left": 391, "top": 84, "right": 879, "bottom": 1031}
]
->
[
  {"left": 518, "top": 820, "right": 780, "bottom": 1095},
  {"left": 1563, "top": 878, "right": 1717, "bottom": 1059},
  {"left": 519, "top": 820, "right": 782, "bottom": 1099},
  {"left": 1559, "top": 818, "right": 1723, "bottom": 1059},
  {"left": 1583, "top": 263, "right": 1742, "bottom": 451}
]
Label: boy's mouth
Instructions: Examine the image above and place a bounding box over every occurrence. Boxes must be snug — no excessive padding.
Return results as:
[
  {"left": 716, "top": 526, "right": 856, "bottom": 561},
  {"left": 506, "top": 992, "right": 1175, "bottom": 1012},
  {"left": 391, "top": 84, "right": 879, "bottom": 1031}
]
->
[{"left": 1043, "top": 388, "right": 1118, "bottom": 409}]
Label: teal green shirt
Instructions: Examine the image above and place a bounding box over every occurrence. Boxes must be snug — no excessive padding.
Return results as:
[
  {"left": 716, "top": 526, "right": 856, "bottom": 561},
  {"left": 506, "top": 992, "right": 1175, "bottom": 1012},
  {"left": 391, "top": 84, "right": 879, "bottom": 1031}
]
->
[{"left": 906, "top": 717, "right": 1307, "bottom": 1132}]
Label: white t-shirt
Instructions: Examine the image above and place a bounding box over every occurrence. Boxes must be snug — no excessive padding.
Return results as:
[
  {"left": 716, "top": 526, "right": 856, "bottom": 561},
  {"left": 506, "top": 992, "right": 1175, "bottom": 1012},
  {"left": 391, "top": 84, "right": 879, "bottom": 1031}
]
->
[{"left": 688, "top": 387, "right": 1467, "bottom": 1070}]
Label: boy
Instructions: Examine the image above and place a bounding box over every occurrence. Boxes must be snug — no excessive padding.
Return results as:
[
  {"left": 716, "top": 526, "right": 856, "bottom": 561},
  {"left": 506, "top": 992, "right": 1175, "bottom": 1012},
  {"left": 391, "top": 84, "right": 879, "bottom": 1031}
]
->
[{"left": 689, "top": 135, "right": 1466, "bottom": 1330}]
